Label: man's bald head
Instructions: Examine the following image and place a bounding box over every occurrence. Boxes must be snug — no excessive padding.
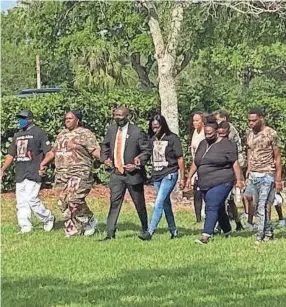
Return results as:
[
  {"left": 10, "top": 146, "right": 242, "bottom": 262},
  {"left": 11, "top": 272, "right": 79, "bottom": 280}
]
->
[
  {"left": 115, "top": 106, "right": 129, "bottom": 116},
  {"left": 114, "top": 106, "right": 129, "bottom": 127}
]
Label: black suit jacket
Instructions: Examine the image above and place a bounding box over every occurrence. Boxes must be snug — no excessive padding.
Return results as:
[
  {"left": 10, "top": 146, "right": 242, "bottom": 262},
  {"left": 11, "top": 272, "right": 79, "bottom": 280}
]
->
[{"left": 101, "top": 123, "right": 152, "bottom": 185}]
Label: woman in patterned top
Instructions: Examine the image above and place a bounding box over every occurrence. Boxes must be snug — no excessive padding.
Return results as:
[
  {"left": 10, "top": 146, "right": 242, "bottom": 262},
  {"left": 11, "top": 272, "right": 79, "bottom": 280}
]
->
[{"left": 40, "top": 110, "right": 101, "bottom": 237}]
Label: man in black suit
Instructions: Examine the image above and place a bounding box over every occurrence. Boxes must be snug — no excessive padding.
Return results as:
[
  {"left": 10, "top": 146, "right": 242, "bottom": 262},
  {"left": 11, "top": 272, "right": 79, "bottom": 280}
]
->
[{"left": 101, "top": 106, "right": 152, "bottom": 240}]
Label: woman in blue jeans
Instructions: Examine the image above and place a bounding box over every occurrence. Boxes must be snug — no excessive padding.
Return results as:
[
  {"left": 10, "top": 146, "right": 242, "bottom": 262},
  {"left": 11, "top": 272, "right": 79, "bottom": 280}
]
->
[
  {"left": 139, "top": 114, "right": 185, "bottom": 241},
  {"left": 186, "top": 117, "right": 243, "bottom": 244}
]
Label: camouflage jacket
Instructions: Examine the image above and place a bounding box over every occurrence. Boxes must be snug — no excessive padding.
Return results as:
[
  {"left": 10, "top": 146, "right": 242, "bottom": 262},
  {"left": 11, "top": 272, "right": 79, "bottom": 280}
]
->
[
  {"left": 52, "top": 127, "right": 100, "bottom": 180},
  {"left": 247, "top": 126, "right": 281, "bottom": 174}
]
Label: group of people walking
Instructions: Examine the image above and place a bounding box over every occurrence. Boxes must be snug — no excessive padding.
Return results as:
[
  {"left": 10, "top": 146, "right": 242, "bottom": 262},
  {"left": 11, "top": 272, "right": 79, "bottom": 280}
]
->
[
  {"left": 1, "top": 106, "right": 284, "bottom": 243},
  {"left": 187, "top": 108, "right": 283, "bottom": 243}
]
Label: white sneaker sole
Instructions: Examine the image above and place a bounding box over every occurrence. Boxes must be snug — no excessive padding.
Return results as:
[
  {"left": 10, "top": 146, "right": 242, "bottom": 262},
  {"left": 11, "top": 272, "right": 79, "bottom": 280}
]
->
[
  {"left": 84, "top": 228, "right": 96, "bottom": 237},
  {"left": 44, "top": 216, "right": 55, "bottom": 232},
  {"left": 194, "top": 239, "right": 207, "bottom": 245},
  {"left": 84, "top": 216, "right": 97, "bottom": 237},
  {"left": 17, "top": 229, "right": 32, "bottom": 234}
]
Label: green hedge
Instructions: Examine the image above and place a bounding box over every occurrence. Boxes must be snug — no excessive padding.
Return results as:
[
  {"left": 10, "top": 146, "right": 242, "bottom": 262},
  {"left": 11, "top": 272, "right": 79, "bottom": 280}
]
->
[
  {"left": 1, "top": 90, "right": 159, "bottom": 190},
  {"left": 1, "top": 89, "right": 286, "bottom": 191},
  {"left": 222, "top": 96, "right": 286, "bottom": 170}
]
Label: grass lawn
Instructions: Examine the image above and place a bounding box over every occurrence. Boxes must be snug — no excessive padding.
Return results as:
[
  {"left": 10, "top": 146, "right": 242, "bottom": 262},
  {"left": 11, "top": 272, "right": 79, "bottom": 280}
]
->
[{"left": 2, "top": 194, "right": 286, "bottom": 307}]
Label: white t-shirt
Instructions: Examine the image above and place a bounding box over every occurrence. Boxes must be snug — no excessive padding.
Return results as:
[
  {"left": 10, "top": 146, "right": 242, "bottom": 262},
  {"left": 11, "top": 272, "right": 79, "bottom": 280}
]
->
[
  {"left": 191, "top": 128, "right": 205, "bottom": 159},
  {"left": 190, "top": 128, "right": 205, "bottom": 184}
]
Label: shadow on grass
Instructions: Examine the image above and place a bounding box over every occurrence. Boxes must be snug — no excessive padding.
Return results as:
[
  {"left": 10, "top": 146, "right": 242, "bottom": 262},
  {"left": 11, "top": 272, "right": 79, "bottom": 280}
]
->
[
  {"left": 96, "top": 221, "right": 202, "bottom": 237},
  {"left": 231, "top": 230, "right": 255, "bottom": 238},
  {"left": 2, "top": 263, "right": 285, "bottom": 307},
  {"left": 53, "top": 220, "right": 65, "bottom": 230},
  {"left": 275, "top": 230, "right": 286, "bottom": 239}
]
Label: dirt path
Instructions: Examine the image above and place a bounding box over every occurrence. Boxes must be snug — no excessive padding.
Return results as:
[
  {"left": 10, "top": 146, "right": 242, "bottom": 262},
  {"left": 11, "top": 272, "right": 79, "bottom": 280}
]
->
[
  {"left": 1, "top": 184, "right": 193, "bottom": 210},
  {"left": 1, "top": 184, "right": 156, "bottom": 201}
]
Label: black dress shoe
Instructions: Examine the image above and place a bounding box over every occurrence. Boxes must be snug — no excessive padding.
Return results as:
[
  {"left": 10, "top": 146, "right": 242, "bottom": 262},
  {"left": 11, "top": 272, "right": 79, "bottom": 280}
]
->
[
  {"left": 101, "top": 235, "right": 115, "bottom": 241},
  {"left": 235, "top": 221, "right": 244, "bottom": 232},
  {"left": 138, "top": 231, "right": 152, "bottom": 241},
  {"left": 170, "top": 233, "right": 178, "bottom": 239},
  {"left": 170, "top": 230, "right": 178, "bottom": 239}
]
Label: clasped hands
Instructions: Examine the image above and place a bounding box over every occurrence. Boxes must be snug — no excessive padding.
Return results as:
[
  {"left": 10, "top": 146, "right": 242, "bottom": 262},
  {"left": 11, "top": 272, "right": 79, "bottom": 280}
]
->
[{"left": 104, "top": 156, "right": 141, "bottom": 172}]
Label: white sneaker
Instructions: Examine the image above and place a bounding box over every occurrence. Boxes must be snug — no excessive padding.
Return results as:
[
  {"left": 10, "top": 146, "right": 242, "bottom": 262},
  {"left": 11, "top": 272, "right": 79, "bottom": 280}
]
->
[
  {"left": 44, "top": 216, "right": 55, "bottom": 232},
  {"left": 277, "top": 219, "right": 285, "bottom": 228},
  {"left": 245, "top": 222, "right": 254, "bottom": 231},
  {"left": 17, "top": 228, "right": 32, "bottom": 234},
  {"left": 84, "top": 216, "right": 97, "bottom": 236}
]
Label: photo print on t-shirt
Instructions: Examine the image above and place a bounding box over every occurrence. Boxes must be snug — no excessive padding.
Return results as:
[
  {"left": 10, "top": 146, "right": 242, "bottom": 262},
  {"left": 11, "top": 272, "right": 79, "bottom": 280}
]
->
[
  {"left": 16, "top": 138, "right": 33, "bottom": 161},
  {"left": 153, "top": 140, "right": 169, "bottom": 171},
  {"left": 67, "top": 176, "right": 81, "bottom": 190}
]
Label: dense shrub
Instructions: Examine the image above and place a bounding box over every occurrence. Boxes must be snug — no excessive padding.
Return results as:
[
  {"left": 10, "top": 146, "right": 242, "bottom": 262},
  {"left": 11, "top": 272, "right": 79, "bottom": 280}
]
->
[
  {"left": 1, "top": 88, "right": 286, "bottom": 191},
  {"left": 1, "top": 90, "right": 159, "bottom": 190}
]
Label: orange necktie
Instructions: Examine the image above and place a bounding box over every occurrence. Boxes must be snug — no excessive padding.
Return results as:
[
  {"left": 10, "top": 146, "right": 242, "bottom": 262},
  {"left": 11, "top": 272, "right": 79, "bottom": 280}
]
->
[{"left": 115, "top": 128, "right": 124, "bottom": 174}]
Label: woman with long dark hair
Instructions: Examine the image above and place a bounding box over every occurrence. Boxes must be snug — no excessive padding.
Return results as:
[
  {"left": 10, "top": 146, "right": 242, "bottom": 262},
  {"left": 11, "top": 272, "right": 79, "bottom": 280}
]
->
[{"left": 139, "top": 114, "right": 185, "bottom": 240}]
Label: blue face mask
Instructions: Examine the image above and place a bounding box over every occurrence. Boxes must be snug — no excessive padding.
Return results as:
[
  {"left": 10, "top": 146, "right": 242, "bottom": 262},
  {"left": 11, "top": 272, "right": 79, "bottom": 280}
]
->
[{"left": 18, "top": 118, "right": 29, "bottom": 129}]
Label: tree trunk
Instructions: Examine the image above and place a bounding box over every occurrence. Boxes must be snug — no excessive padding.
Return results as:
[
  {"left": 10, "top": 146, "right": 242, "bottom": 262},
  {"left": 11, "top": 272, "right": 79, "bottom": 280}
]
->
[
  {"left": 158, "top": 56, "right": 179, "bottom": 135},
  {"left": 142, "top": 1, "right": 185, "bottom": 135},
  {"left": 142, "top": 1, "right": 186, "bottom": 201}
]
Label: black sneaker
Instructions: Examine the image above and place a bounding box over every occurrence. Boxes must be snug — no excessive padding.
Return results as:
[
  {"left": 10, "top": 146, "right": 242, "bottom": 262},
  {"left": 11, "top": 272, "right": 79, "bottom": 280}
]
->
[
  {"left": 170, "top": 231, "right": 178, "bottom": 239},
  {"left": 255, "top": 236, "right": 264, "bottom": 244},
  {"left": 235, "top": 221, "right": 244, "bottom": 232},
  {"left": 138, "top": 231, "right": 152, "bottom": 241},
  {"left": 101, "top": 235, "right": 115, "bottom": 241},
  {"left": 264, "top": 235, "right": 274, "bottom": 242}
]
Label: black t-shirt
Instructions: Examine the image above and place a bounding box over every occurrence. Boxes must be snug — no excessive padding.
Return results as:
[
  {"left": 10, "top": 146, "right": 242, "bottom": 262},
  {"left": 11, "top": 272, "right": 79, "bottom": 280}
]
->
[
  {"left": 8, "top": 126, "right": 51, "bottom": 183},
  {"left": 194, "top": 138, "right": 238, "bottom": 190},
  {"left": 151, "top": 133, "right": 183, "bottom": 181}
]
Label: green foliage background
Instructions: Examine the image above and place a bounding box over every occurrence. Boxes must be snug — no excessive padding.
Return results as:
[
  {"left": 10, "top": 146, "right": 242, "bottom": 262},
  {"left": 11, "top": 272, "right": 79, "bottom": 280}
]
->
[
  {"left": 1, "top": 88, "right": 286, "bottom": 190},
  {"left": 0, "top": 91, "right": 159, "bottom": 190},
  {"left": 1, "top": 1, "right": 286, "bottom": 189}
]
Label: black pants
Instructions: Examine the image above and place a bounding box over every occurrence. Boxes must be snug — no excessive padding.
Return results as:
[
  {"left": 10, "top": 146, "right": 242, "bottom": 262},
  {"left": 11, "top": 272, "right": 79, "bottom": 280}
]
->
[
  {"left": 107, "top": 173, "right": 148, "bottom": 237},
  {"left": 193, "top": 180, "right": 203, "bottom": 223}
]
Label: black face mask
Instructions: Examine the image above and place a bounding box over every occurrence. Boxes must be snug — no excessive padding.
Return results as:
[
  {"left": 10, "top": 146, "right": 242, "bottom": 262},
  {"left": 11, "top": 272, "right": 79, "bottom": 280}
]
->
[
  {"left": 206, "top": 134, "right": 217, "bottom": 144},
  {"left": 115, "top": 118, "right": 128, "bottom": 127}
]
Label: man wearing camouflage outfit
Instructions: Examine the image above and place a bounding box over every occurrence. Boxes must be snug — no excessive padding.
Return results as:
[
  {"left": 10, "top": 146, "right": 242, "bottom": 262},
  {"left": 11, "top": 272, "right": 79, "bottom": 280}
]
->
[
  {"left": 40, "top": 110, "right": 100, "bottom": 237},
  {"left": 246, "top": 107, "right": 282, "bottom": 242}
]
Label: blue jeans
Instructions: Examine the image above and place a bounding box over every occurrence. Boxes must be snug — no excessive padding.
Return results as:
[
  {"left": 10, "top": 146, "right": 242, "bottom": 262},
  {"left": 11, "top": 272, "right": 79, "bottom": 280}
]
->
[
  {"left": 201, "top": 182, "right": 234, "bottom": 236},
  {"left": 148, "top": 172, "right": 178, "bottom": 235},
  {"left": 249, "top": 174, "right": 274, "bottom": 239}
]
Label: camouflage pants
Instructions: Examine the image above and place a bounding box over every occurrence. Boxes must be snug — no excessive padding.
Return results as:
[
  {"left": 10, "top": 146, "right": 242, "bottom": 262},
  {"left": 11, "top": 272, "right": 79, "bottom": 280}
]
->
[{"left": 55, "top": 176, "right": 94, "bottom": 236}]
